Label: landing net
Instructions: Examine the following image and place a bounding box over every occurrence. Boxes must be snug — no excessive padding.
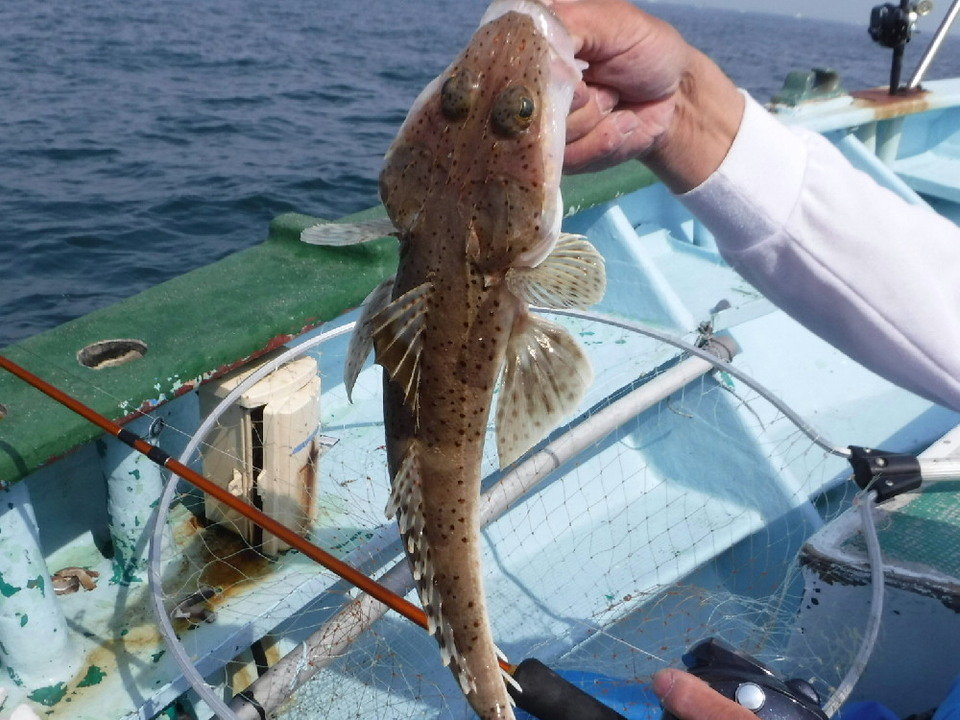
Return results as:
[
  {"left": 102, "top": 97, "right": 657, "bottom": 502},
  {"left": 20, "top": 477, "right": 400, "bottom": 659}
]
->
[{"left": 148, "top": 309, "right": 862, "bottom": 720}]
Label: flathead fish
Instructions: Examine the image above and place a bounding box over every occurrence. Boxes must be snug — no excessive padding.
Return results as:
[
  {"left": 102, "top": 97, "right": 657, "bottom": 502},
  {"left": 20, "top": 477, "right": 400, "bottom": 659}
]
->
[{"left": 304, "top": 1, "right": 605, "bottom": 717}]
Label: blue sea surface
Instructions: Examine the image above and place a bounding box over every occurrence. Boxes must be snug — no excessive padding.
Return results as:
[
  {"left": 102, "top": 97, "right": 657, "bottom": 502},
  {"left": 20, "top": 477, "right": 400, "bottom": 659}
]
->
[{"left": 3, "top": 0, "right": 960, "bottom": 348}]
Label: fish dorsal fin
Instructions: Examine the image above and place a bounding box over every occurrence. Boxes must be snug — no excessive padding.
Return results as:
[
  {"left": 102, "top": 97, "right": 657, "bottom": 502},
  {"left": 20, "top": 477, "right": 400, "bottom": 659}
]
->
[
  {"left": 505, "top": 233, "right": 606, "bottom": 309},
  {"left": 300, "top": 217, "right": 397, "bottom": 246},
  {"left": 344, "top": 276, "right": 395, "bottom": 401},
  {"left": 371, "top": 282, "right": 432, "bottom": 411},
  {"left": 385, "top": 445, "right": 475, "bottom": 694},
  {"left": 496, "top": 314, "right": 592, "bottom": 468}
]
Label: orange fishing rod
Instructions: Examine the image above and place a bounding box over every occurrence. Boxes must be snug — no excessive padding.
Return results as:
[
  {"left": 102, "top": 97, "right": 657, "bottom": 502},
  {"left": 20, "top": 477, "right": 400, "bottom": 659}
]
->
[{"left": 0, "top": 353, "right": 515, "bottom": 675}]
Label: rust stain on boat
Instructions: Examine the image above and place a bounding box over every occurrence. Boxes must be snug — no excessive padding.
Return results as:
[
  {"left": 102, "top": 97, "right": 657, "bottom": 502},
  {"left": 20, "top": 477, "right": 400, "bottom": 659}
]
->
[
  {"left": 196, "top": 523, "right": 273, "bottom": 598},
  {"left": 228, "top": 637, "right": 283, "bottom": 694},
  {"left": 41, "top": 613, "right": 166, "bottom": 717},
  {"left": 851, "top": 87, "right": 931, "bottom": 119}
]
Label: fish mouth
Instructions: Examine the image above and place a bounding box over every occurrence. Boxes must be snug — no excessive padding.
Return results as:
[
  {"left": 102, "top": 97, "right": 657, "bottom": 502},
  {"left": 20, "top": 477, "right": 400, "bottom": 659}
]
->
[{"left": 479, "top": 0, "right": 581, "bottom": 83}]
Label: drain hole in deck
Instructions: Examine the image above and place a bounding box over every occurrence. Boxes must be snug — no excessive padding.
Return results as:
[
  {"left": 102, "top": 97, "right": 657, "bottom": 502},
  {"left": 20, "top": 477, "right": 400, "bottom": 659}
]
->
[{"left": 77, "top": 339, "right": 148, "bottom": 369}]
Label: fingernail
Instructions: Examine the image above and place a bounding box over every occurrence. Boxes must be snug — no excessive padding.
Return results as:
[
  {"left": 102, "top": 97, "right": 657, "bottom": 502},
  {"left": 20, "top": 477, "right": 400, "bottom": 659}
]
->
[
  {"left": 613, "top": 112, "right": 639, "bottom": 136},
  {"left": 596, "top": 87, "right": 619, "bottom": 114}
]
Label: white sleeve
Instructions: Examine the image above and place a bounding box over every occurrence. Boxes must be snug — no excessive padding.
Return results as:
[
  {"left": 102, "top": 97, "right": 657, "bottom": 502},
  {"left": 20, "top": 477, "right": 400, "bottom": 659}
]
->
[{"left": 678, "top": 93, "right": 960, "bottom": 412}]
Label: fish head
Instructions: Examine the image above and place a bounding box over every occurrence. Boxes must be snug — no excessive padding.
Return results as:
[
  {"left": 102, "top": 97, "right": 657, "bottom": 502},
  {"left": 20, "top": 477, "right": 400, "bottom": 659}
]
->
[{"left": 380, "top": 0, "right": 581, "bottom": 272}]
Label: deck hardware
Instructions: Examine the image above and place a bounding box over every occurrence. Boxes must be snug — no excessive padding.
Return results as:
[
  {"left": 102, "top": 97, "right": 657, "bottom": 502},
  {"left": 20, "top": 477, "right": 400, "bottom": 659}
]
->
[
  {"left": 696, "top": 304, "right": 738, "bottom": 364},
  {"left": 102, "top": 413, "right": 171, "bottom": 584},
  {"left": 771, "top": 69, "right": 846, "bottom": 107},
  {"left": 869, "top": 0, "right": 931, "bottom": 94},
  {"left": 77, "top": 338, "right": 148, "bottom": 369},
  {"left": 848, "top": 446, "right": 922, "bottom": 501},
  {"left": 198, "top": 353, "right": 321, "bottom": 556},
  {"left": 148, "top": 417, "right": 166, "bottom": 439},
  {"left": 0, "top": 480, "right": 79, "bottom": 685},
  {"left": 0, "top": 402, "right": 7, "bottom": 420}
]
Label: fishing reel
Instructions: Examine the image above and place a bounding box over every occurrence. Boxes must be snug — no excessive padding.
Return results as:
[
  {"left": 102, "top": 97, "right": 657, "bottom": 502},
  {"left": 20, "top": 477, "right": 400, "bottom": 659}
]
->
[
  {"left": 662, "top": 638, "right": 829, "bottom": 720},
  {"left": 868, "top": 0, "right": 931, "bottom": 48},
  {"left": 868, "top": 0, "right": 933, "bottom": 93}
]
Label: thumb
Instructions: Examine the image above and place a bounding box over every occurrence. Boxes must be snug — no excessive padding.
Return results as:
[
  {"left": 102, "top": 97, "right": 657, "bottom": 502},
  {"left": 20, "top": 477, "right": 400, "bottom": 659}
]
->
[{"left": 653, "top": 668, "right": 758, "bottom": 720}]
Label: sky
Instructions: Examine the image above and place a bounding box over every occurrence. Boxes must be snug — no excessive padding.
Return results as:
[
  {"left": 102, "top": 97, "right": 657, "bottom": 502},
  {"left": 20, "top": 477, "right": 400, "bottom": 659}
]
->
[{"left": 647, "top": 0, "right": 957, "bottom": 32}]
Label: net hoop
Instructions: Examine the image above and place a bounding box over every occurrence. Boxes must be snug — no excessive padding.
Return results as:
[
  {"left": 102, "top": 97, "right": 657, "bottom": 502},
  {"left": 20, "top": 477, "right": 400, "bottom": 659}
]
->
[{"left": 147, "top": 310, "right": 877, "bottom": 719}]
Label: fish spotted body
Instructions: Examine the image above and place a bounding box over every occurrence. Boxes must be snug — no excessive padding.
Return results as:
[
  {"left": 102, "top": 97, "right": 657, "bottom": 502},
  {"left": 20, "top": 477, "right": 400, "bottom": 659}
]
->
[{"left": 308, "top": 2, "right": 606, "bottom": 717}]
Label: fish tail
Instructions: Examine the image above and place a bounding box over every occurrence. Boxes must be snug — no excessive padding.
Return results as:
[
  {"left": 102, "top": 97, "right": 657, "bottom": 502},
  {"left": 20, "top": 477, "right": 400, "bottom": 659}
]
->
[{"left": 387, "top": 443, "right": 517, "bottom": 719}]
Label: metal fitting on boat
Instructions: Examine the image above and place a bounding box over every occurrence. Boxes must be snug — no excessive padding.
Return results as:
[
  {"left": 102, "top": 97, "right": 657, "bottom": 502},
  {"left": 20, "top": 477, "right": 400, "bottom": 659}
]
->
[{"left": 848, "top": 445, "right": 922, "bottom": 501}]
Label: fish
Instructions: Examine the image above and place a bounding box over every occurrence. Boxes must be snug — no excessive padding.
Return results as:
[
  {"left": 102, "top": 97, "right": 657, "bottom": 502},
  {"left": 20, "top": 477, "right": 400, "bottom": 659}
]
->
[{"left": 303, "top": 1, "right": 605, "bottom": 717}]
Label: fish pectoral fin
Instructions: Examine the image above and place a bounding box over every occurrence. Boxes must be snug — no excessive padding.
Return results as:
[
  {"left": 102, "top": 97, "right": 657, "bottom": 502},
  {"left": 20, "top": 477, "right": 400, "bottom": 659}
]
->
[
  {"left": 505, "top": 233, "right": 606, "bottom": 309},
  {"left": 371, "top": 281, "right": 432, "bottom": 409},
  {"left": 496, "top": 313, "right": 592, "bottom": 467},
  {"left": 344, "top": 276, "right": 396, "bottom": 401},
  {"left": 300, "top": 217, "right": 397, "bottom": 246}
]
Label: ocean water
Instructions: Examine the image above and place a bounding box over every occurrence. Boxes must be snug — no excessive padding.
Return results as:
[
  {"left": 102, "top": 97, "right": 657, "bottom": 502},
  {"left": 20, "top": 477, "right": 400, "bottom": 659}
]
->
[{"left": 3, "top": 0, "right": 960, "bottom": 349}]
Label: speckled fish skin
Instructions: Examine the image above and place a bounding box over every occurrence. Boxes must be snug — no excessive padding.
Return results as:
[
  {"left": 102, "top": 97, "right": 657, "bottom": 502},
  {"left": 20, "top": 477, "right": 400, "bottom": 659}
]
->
[{"left": 376, "top": 3, "right": 583, "bottom": 719}]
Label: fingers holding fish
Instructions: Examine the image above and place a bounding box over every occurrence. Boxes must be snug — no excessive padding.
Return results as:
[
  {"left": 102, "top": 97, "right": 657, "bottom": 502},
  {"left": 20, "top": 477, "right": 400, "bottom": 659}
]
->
[
  {"left": 548, "top": 0, "right": 688, "bottom": 99},
  {"left": 546, "top": 0, "right": 694, "bottom": 173},
  {"left": 564, "top": 97, "right": 677, "bottom": 173},
  {"left": 565, "top": 82, "right": 619, "bottom": 143}
]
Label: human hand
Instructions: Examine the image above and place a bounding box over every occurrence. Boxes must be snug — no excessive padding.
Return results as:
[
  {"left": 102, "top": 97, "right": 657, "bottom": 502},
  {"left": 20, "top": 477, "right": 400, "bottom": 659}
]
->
[
  {"left": 547, "top": 0, "right": 744, "bottom": 192},
  {"left": 653, "top": 667, "right": 758, "bottom": 720},
  {"left": 545, "top": 0, "right": 688, "bottom": 171}
]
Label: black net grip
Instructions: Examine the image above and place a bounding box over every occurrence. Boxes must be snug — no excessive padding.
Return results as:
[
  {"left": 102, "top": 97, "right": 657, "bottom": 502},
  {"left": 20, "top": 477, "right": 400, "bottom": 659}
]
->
[
  {"left": 848, "top": 445, "right": 922, "bottom": 502},
  {"left": 508, "top": 658, "right": 628, "bottom": 720}
]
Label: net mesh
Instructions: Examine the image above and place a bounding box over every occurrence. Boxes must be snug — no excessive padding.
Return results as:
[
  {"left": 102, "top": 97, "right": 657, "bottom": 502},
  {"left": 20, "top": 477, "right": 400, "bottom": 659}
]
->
[{"left": 148, "top": 312, "right": 858, "bottom": 719}]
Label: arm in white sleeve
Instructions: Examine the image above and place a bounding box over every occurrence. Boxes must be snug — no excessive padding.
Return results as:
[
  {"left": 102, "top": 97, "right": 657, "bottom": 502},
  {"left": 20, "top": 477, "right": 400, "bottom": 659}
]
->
[{"left": 679, "top": 93, "right": 960, "bottom": 412}]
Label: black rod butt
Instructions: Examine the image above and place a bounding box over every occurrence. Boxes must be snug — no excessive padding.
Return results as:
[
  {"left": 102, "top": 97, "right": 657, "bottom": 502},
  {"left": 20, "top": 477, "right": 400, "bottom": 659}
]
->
[{"left": 508, "top": 658, "right": 628, "bottom": 720}]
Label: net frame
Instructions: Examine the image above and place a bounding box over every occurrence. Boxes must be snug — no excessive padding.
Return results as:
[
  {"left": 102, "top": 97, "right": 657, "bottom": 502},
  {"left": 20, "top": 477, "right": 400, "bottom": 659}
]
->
[{"left": 146, "top": 310, "right": 881, "bottom": 720}]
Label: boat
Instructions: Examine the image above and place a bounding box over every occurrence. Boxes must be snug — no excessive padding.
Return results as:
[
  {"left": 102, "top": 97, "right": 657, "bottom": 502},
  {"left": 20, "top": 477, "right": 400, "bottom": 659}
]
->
[{"left": 4, "top": 4, "right": 960, "bottom": 719}]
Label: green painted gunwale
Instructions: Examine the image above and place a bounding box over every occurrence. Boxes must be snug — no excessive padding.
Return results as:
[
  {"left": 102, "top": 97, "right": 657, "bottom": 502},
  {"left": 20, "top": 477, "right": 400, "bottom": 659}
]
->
[{"left": 0, "top": 162, "right": 656, "bottom": 485}]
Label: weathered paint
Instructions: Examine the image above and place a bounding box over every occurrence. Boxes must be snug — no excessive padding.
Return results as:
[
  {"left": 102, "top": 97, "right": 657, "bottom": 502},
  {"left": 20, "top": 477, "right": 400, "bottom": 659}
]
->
[
  {"left": 100, "top": 413, "right": 170, "bottom": 584},
  {"left": 851, "top": 86, "right": 932, "bottom": 120},
  {"left": 0, "top": 573, "right": 19, "bottom": 597},
  {"left": 76, "top": 666, "right": 105, "bottom": 688},
  {"left": 28, "top": 682, "right": 67, "bottom": 707},
  {"left": 0, "top": 483, "right": 78, "bottom": 686}
]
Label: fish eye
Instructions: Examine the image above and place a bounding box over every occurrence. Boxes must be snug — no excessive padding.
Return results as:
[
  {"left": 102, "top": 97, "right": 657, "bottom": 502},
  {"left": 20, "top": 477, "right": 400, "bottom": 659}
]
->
[
  {"left": 491, "top": 85, "right": 536, "bottom": 137},
  {"left": 440, "top": 71, "right": 478, "bottom": 121}
]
